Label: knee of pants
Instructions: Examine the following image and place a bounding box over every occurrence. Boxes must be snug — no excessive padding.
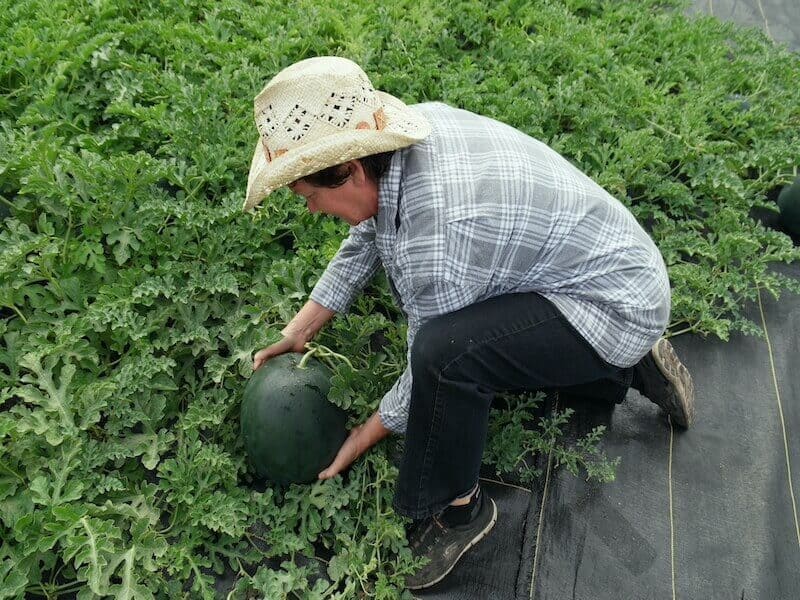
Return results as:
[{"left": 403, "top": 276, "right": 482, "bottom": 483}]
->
[{"left": 410, "top": 315, "right": 463, "bottom": 378}]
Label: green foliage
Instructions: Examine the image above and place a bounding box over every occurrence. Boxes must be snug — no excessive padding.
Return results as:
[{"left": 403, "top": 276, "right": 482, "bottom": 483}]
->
[
  {"left": 1, "top": 0, "right": 798, "bottom": 597},
  {"left": 484, "top": 392, "right": 620, "bottom": 486}
]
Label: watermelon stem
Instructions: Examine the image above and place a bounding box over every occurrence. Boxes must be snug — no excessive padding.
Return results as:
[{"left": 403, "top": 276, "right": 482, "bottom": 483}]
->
[
  {"left": 300, "top": 343, "right": 354, "bottom": 370},
  {"left": 298, "top": 345, "right": 318, "bottom": 368}
]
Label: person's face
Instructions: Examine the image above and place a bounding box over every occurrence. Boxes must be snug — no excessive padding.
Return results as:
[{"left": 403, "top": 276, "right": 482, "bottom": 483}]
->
[{"left": 288, "top": 161, "right": 379, "bottom": 226}]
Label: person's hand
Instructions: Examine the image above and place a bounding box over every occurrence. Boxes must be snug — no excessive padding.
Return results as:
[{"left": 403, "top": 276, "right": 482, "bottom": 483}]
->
[
  {"left": 318, "top": 411, "right": 391, "bottom": 480},
  {"left": 252, "top": 333, "right": 308, "bottom": 370},
  {"left": 318, "top": 425, "right": 366, "bottom": 480}
]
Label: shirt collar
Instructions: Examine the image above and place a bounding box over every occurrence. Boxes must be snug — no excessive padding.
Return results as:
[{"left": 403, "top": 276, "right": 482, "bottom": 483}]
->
[{"left": 376, "top": 150, "right": 404, "bottom": 232}]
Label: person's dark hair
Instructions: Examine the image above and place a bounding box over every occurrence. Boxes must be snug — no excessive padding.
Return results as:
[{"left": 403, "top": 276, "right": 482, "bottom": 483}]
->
[{"left": 300, "top": 151, "right": 395, "bottom": 188}]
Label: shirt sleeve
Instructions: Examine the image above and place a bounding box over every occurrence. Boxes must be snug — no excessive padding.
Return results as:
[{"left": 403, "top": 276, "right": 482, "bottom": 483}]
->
[
  {"left": 378, "top": 278, "right": 484, "bottom": 435},
  {"left": 310, "top": 220, "right": 381, "bottom": 314}
]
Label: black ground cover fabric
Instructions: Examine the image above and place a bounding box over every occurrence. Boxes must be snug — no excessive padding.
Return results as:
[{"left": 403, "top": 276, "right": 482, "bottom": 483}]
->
[{"left": 416, "top": 263, "right": 800, "bottom": 599}]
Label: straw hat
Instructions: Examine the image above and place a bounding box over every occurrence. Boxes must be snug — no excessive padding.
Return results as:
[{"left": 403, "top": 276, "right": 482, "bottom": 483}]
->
[{"left": 244, "top": 56, "right": 432, "bottom": 211}]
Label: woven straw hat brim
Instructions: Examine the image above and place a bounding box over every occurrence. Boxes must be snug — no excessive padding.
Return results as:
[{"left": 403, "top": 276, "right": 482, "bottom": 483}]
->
[{"left": 244, "top": 91, "right": 431, "bottom": 211}]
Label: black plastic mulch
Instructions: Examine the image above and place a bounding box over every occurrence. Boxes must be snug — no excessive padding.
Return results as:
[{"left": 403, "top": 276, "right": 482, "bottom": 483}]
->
[{"left": 417, "top": 262, "right": 800, "bottom": 600}]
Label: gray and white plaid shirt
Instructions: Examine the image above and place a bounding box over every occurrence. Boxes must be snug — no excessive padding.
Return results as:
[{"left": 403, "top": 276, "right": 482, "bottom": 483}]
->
[{"left": 310, "top": 102, "right": 670, "bottom": 434}]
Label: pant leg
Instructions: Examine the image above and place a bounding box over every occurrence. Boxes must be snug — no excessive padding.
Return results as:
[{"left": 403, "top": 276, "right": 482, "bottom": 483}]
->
[{"left": 392, "top": 291, "right": 632, "bottom": 520}]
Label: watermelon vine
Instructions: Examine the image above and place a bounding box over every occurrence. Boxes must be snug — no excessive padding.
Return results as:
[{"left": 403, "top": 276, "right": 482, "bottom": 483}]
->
[{"left": 1, "top": 0, "right": 798, "bottom": 597}]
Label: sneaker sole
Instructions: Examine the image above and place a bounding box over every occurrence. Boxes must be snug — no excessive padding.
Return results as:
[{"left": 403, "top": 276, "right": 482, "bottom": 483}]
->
[
  {"left": 406, "top": 498, "right": 498, "bottom": 590},
  {"left": 652, "top": 338, "right": 695, "bottom": 428}
]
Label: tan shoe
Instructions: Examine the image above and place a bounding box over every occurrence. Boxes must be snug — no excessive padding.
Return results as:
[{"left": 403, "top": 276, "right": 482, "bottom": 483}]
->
[{"left": 636, "top": 338, "right": 696, "bottom": 428}]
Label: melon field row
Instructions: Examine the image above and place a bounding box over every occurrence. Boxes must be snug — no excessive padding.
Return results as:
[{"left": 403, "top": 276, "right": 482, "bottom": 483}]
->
[{"left": 1, "top": 0, "right": 798, "bottom": 598}]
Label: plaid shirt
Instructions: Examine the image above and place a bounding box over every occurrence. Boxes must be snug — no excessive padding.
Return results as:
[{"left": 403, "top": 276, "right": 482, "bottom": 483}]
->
[{"left": 310, "top": 102, "right": 671, "bottom": 434}]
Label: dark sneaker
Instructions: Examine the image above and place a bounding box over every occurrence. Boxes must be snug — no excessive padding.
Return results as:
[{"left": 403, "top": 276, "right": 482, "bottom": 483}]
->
[
  {"left": 404, "top": 488, "right": 498, "bottom": 590},
  {"left": 635, "top": 338, "right": 695, "bottom": 428}
]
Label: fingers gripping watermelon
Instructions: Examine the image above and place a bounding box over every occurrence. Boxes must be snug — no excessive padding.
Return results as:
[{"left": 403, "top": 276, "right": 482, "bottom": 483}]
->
[{"left": 240, "top": 353, "right": 348, "bottom": 484}]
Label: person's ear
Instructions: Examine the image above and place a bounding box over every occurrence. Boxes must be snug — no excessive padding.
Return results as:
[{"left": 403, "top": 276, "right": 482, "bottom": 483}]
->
[{"left": 348, "top": 160, "right": 367, "bottom": 187}]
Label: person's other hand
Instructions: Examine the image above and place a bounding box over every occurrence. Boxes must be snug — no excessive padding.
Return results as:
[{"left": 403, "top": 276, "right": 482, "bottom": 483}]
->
[
  {"left": 252, "top": 334, "right": 307, "bottom": 371},
  {"left": 318, "top": 424, "right": 366, "bottom": 480}
]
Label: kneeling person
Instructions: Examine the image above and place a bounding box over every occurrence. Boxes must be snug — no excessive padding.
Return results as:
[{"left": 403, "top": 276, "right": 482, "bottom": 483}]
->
[{"left": 247, "top": 56, "right": 695, "bottom": 591}]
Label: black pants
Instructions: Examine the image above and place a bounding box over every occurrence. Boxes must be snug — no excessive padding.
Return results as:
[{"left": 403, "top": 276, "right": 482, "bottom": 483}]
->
[{"left": 392, "top": 291, "right": 637, "bottom": 520}]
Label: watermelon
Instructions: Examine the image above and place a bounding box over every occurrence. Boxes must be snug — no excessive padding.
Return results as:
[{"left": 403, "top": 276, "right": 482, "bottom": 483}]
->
[
  {"left": 777, "top": 176, "right": 800, "bottom": 236},
  {"left": 240, "top": 352, "right": 347, "bottom": 484}
]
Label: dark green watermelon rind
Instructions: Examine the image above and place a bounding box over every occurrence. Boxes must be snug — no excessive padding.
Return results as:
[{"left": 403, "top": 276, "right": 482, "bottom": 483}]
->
[
  {"left": 240, "top": 353, "right": 348, "bottom": 484},
  {"left": 777, "top": 176, "right": 800, "bottom": 236}
]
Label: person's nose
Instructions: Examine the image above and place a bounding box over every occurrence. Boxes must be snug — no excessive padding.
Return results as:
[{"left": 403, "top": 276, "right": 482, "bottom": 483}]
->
[{"left": 306, "top": 198, "right": 318, "bottom": 213}]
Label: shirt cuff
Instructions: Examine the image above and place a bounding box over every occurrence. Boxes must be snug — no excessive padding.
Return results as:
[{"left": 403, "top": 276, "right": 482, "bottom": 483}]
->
[{"left": 378, "top": 387, "right": 408, "bottom": 436}]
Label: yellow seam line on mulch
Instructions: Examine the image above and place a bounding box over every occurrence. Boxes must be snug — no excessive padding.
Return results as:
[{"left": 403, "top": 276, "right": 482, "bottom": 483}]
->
[
  {"left": 668, "top": 415, "right": 677, "bottom": 600},
  {"left": 755, "top": 0, "right": 773, "bottom": 41},
  {"left": 758, "top": 285, "right": 800, "bottom": 548},
  {"left": 529, "top": 394, "right": 558, "bottom": 600},
  {"left": 478, "top": 476, "right": 533, "bottom": 493}
]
